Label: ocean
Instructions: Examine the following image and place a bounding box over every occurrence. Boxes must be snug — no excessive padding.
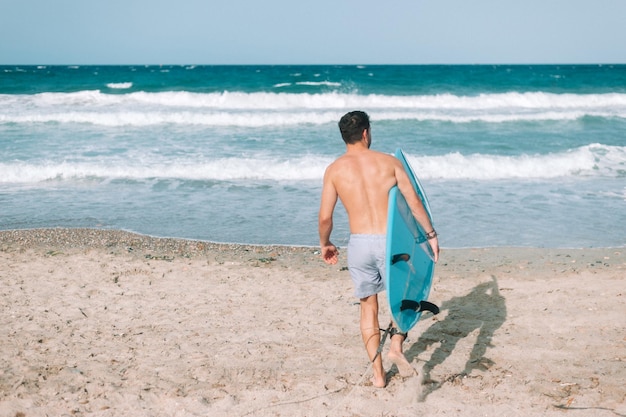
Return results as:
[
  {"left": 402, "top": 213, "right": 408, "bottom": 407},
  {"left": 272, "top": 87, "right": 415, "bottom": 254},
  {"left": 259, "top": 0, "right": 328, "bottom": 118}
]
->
[{"left": 1, "top": 65, "right": 625, "bottom": 248}]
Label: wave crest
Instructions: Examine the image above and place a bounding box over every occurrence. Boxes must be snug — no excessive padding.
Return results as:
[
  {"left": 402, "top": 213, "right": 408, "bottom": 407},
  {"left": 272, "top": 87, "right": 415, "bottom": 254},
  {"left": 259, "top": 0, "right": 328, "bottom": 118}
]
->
[
  {"left": 1, "top": 90, "right": 625, "bottom": 127},
  {"left": 1, "top": 145, "right": 622, "bottom": 184}
]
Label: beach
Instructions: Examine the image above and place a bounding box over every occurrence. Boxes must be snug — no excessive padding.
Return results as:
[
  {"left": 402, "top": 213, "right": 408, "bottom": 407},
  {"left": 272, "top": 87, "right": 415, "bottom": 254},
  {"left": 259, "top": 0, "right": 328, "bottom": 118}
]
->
[{"left": 0, "top": 228, "right": 624, "bottom": 416}]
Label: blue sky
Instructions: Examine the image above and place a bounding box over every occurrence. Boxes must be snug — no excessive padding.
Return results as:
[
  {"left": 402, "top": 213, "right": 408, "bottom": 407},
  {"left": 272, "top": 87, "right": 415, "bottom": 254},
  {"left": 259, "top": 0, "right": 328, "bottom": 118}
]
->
[{"left": 1, "top": 0, "right": 625, "bottom": 65}]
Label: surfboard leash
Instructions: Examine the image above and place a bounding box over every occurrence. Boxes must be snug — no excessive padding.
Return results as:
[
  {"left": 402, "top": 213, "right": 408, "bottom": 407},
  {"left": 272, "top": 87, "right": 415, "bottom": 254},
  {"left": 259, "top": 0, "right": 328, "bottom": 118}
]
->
[
  {"left": 325, "top": 321, "right": 397, "bottom": 416},
  {"left": 372, "top": 321, "right": 394, "bottom": 363},
  {"left": 325, "top": 323, "right": 392, "bottom": 417}
]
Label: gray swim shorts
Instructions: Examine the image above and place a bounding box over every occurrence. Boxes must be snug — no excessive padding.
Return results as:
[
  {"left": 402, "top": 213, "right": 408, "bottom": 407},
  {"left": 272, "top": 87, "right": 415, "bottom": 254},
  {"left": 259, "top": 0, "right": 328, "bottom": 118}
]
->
[{"left": 347, "top": 234, "right": 386, "bottom": 299}]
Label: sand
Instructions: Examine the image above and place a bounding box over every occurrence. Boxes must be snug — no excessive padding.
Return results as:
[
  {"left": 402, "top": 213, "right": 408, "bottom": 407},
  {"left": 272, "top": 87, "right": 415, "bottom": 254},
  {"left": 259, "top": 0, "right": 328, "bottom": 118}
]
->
[{"left": 1, "top": 228, "right": 624, "bottom": 417}]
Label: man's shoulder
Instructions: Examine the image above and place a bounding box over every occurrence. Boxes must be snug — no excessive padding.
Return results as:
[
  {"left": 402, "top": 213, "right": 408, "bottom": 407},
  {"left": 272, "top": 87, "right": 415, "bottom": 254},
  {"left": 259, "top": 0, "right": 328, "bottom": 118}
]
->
[
  {"left": 323, "top": 156, "right": 346, "bottom": 179},
  {"left": 368, "top": 150, "right": 401, "bottom": 168},
  {"left": 327, "top": 149, "right": 398, "bottom": 170},
  {"left": 372, "top": 149, "right": 397, "bottom": 160},
  {"left": 327, "top": 152, "right": 354, "bottom": 167}
]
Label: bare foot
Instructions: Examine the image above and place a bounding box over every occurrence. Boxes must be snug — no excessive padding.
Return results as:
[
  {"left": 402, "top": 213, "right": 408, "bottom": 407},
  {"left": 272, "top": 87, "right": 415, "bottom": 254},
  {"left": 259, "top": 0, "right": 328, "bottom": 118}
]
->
[
  {"left": 371, "top": 374, "right": 387, "bottom": 388},
  {"left": 388, "top": 350, "right": 416, "bottom": 378}
]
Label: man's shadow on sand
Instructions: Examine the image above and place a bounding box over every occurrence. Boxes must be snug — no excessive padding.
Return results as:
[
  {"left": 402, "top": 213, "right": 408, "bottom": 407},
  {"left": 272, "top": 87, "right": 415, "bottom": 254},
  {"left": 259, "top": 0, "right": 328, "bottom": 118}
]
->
[{"left": 404, "top": 275, "right": 507, "bottom": 401}]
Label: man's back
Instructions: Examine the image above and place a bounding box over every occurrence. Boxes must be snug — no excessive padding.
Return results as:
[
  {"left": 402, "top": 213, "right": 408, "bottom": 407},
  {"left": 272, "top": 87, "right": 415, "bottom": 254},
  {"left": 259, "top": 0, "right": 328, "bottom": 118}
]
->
[{"left": 324, "top": 148, "right": 399, "bottom": 235}]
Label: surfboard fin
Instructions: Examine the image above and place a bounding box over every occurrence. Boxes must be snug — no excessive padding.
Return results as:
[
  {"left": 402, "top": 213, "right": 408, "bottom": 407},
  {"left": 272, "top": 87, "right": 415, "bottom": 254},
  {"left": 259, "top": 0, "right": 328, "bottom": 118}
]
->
[
  {"left": 391, "top": 253, "right": 411, "bottom": 265},
  {"left": 400, "top": 300, "right": 440, "bottom": 315}
]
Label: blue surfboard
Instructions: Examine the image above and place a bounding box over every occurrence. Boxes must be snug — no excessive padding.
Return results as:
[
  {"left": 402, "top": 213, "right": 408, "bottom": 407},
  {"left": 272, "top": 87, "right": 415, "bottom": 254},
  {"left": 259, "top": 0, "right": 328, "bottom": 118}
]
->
[{"left": 386, "top": 148, "right": 438, "bottom": 334}]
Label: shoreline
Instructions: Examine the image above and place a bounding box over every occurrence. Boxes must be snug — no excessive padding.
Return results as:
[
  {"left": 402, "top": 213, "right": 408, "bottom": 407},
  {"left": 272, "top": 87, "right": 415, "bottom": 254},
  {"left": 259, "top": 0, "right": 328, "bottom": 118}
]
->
[
  {"left": 2, "top": 227, "right": 625, "bottom": 252},
  {"left": 1, "top": 229, "right": 624, "bottom": 279},
  {"left": 1, "top": 228, "right": 624, "bottom": 416},
  {"left": 0, "top": 227, "right": 316, "bottom": 255}
]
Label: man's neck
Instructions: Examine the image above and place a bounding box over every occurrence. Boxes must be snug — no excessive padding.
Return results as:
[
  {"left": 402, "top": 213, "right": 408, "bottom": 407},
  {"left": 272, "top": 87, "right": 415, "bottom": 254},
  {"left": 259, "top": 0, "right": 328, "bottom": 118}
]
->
[{"left": 345, "top": 141, "right": 370, "bottom": 154}]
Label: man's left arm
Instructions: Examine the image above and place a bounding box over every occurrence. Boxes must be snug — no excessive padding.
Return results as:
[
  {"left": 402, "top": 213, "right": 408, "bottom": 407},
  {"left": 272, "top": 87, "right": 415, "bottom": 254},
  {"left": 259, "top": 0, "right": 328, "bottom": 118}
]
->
[{"left": 395, "top": 163, "right": 440, "bottom": 262}]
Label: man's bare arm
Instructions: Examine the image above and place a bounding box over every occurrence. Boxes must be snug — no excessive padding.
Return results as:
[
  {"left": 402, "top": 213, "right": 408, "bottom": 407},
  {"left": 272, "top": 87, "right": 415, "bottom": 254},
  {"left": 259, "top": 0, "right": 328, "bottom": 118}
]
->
[
  {"left": 318, "top": 168, "right": 339, "bottom": 264},
  {"left": 394, "top": 162, "right": 440, "bottom": 262}
]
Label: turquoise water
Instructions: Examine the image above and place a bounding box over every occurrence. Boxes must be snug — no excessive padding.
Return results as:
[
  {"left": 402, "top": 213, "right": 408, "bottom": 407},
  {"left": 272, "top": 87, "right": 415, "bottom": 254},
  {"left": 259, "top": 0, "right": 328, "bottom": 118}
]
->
[{"left": 1, "top": 65, "right": 625, "bottom": 248}]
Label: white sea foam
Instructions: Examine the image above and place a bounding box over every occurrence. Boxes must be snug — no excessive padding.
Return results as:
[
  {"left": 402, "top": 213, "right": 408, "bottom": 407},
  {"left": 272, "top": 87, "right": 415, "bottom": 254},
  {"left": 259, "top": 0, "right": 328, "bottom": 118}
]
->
[
  {"left": 0, "top": 156, "right": 332, "bottom": 183},
  {"left": 106, "top": 82, "right": 133, "bottom": 89},
  {"left": 1, "top": 145, "right": 622, "bottom": 184},
  {"left": 295, "top": 81, "right": 342, "bottom": 87},
  {"left": 406, "top": 144, "right": 625, "bottom": 180},
  {"left": 1, "top": 90, "right": 625, "bottom": 127},
  {"left": 2, "top": 109, "right": 624, "bottom": 127},
  {"left": 0, "top": 111, "right": 341, "bottom": 127}
]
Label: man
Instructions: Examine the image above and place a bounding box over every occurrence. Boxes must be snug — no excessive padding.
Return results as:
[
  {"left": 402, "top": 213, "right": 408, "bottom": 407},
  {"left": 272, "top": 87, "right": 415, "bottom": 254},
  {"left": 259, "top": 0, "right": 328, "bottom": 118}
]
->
[{"left": 318, "top": 110, "right": 439, "bottom": 388}]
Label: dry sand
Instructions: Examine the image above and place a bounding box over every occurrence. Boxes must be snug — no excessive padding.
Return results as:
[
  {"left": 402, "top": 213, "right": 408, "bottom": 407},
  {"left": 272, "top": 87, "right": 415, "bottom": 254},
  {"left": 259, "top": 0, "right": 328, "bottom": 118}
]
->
[{"left": 1, "top": 229, "right": 624, "bottom": 417}]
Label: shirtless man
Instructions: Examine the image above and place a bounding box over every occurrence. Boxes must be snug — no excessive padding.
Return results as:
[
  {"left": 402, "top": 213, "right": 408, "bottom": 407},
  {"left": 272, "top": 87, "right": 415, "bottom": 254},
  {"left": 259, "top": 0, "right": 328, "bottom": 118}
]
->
[{"left": 318, "top": 111, "right": 439, "bottom": 388}]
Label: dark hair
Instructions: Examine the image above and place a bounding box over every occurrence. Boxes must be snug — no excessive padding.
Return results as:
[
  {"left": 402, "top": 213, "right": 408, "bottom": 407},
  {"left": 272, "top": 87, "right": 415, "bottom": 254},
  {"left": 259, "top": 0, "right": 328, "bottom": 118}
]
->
[{"left": 338, "top": 111, "right": 370, "bottom": 144}]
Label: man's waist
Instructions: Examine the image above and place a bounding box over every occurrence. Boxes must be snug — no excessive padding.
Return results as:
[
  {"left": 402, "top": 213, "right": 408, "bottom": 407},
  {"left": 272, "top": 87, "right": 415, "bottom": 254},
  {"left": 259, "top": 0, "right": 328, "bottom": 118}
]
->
[{"left": 349, "top": 234, "right": 386, "bottom": 240}]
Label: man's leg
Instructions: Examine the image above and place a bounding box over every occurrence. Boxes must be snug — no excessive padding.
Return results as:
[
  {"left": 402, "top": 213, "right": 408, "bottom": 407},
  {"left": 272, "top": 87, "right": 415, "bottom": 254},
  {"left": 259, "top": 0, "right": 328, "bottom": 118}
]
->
[
  {"left": 388, "top": 330, "right": 416, "bottom": 377},
  {"left": 360, "top": 294, "right": 386, "bottom": 387}
]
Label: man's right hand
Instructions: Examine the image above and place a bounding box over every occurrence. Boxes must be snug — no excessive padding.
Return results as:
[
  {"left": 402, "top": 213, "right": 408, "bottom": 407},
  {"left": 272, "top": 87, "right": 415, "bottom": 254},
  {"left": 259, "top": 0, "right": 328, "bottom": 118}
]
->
[
  {"left": 321, "top": 244, "right": 339, "bottom": 265},
  {"left": 429, "top": 237, "right": 440, "bottom": 263}
]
